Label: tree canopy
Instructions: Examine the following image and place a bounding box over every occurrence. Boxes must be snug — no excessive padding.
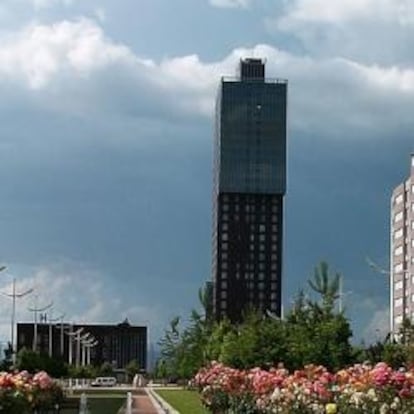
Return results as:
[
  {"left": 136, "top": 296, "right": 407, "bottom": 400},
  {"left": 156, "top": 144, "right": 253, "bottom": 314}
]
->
[{"left": 157, "top": 261, "right": 355, "bottom": 379}]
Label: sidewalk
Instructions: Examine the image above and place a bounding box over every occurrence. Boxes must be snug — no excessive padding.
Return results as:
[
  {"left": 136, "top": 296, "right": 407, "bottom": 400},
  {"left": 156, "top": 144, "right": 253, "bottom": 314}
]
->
[
  {"left": 119, "top": 389, "right": 162, "bottom": 414},
  {"left": 132, "top": 392, "right": 159, "bottom": 414}
]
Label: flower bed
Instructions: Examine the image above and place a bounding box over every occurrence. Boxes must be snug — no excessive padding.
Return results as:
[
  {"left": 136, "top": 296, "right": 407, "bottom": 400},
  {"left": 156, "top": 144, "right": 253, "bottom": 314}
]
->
[
  {"left": 194, "top": 362, "right": 414, "bottom": 413},
  {"left": 0, "top": 370, "right": 63, "bottom": 413}
]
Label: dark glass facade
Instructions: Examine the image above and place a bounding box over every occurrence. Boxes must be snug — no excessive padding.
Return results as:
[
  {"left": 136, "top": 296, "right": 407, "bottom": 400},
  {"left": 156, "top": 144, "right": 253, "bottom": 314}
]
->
[
  {"left": 212, "top": 58, "right": 287, "bottom": 322},
  {"left": 17, "top": 320, "right": 147, "bottom": 371}
]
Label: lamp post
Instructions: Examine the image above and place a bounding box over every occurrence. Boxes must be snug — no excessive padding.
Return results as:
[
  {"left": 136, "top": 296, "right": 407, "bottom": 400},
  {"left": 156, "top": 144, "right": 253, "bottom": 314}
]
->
[
  {"left": 65, "top": 326, "right": 84, "bottom": 389},
  {"left": 58, "top": 316, "right": 67, "bottom": 357},
  {"left": 66, "top": 327, "right": 84, "bottom": 366},
  {"left": 338, "top": 275, "right": 352, "bottom": 314},
  {"left": 80, "top": 335, "right": 96, "bottom": 366},
  {"left": 46, "top": 310, "right": 65, "bottom": 358},
  {"left": 28, "top": 297, "right": 53, "bottom": 352},
  {"left": 0, "top": 268, "right": 34, "bottom": 364},
  {"left": 83, "top": 339, "right": 98, "bottom": 366},
  {"left": 78, "top": 333, "right": 91, "bottom": 367}
]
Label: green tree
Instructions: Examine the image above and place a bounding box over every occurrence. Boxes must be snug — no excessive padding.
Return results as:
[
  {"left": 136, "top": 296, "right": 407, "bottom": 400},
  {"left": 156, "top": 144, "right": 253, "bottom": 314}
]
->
[
  {"left": 0, "top": 342, "right": 13, "bottom": 371},
  {"left": 363, "top": 341, "right": 385, "bottom": 364},
  {"left": 157, "top": 262, "right": 354, "bottom": 376},
  {"left": 378, "top": 319, "right": 414, "bottom": 368},
  {"left": 15, "top": 348, "right": 67, "bottom": 377},
  {"left": 285, "top": 262, "right": 353, "bottom": 371},
  {"left": 382, "top": 343, "right": 406, "bottom": 369},
  {"left": 99, "top": 361, "right": 114, "bottom": 376},
  {"left": 155, "top": 359, "right": 168, "bottom": 380},
  {"left": 308, "top": 261, "right": 340, "bottom": 316},
  {"left": 220, "top": 310, "right": 288, "bottom": 369},
  {"left": 125, "top": 359, "right": 140, "bottom": 381},
  {"left": 204, "top": 318, "right": 233, "bottom": 362},
  {"left": 157, "top": 283, "right": 217, "bottom": 380},
  {"left": 157, "top": 316, "right": 181, "bottom": 379}
]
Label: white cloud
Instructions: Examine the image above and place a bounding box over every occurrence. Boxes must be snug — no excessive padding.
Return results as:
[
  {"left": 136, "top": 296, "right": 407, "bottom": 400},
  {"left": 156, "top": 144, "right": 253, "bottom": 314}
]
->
[
  {"left": 209, "top": 0, "right": 251, "bottom": 8},
  {"left": 0, "top": 18, "right": 134, "bottom": 89},
  {"left": 0, "top": 19, "right": 219, "bottom": 117},
  {"left": 1, "top": 19, "right": 414, "bottom": 138},
  {"left": 0, "top": 260, "right": 161, "bottom": 346},
  {"left": 268, "top": 0, "right": 414, "bottom": 66},
  {"left": 348, "top": 61, "right": 414, "bottom": 92}
]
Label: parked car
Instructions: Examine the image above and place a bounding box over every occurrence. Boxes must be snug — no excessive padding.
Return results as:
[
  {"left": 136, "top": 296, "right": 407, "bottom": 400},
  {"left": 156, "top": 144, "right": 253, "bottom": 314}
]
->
[{"left": 91, "top": 377, "right": 117, "bottom": 387}]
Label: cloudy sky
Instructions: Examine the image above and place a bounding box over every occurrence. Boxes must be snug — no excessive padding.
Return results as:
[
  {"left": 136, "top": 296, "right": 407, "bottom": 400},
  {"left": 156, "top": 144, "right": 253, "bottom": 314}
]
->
[{"left": 0, "top": 0, "right": 413, "bottom": 350}]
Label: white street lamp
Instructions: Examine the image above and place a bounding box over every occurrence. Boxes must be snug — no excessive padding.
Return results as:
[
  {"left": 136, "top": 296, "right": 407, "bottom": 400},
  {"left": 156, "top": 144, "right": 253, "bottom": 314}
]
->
[
  {"left": 28, "top": 297, "right": 53, "bottom": 352},
  {"left": 66, "top": 327, "right": 84, "bottom": 366},
  {"left": 57, "top": 316, "right": 67, "bottom": 357},
  {"left": 45, "top": 310, "right": 65, "bottom": 358},
  {"left": 79, "top": 333, "right": 92, "bottom": 367},
  {"left": 0, "top": 268, "right": 33, "bottom": 364},
  {"left": 83, "top": 340, "right": 98, "bottom": 366},
  {"left": 77, "top": 332, "right": 91, "bottom": 367},
  {"left": 338, "top": 275, "right": 352, "bottom": 314}
]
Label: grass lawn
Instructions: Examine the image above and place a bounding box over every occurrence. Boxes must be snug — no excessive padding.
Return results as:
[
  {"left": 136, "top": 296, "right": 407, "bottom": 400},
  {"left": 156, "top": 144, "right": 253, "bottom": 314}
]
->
[
  {"left": 155, "top": 389, "right": 209, "bottom": 414},
  {"left": 60, "top": 396, "right": 125, "bottom": 414}
]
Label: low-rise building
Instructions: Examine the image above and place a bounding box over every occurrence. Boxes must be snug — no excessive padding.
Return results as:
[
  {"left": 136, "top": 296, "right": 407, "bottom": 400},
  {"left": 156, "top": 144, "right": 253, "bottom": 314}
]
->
[{"left": 17, "top": 319, "right": 147, "bottom": 371}]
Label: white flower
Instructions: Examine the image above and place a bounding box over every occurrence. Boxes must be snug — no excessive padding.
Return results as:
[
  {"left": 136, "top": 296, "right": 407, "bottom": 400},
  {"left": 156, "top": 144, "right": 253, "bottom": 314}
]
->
[
  {"left": 271, "top": 387, "right": 281, "bottom": 401},
  {"left": 380, "top": 403, "right": 390, "bottom": 414},
  {"left": 367, "top": 388, "right": 377, "bottom": 401},
  {"left": 390, "top": 397, "right": 400, "bottom": 410}
]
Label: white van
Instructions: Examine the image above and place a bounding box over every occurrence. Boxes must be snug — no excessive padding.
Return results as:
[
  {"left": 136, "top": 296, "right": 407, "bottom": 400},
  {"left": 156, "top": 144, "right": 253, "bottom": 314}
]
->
[{"left": 91, "top": 377, "right": 117, "bottom": 387}]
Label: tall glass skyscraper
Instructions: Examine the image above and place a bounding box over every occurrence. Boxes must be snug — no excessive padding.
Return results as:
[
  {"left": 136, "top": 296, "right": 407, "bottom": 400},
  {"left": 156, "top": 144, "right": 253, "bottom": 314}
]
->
[{"left": 212, "top": 58, "right": 287, "bottom": 322}]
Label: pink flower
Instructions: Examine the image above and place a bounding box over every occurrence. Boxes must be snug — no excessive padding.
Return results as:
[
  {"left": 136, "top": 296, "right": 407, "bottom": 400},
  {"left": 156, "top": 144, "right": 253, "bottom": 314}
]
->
[{"left": 33, "top": 371, "right": 53, "bottom": 390}]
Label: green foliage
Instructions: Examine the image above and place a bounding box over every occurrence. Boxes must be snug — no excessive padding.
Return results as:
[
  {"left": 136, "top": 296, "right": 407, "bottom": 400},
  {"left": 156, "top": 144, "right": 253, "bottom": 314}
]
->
[
  {"left": 98, "top": 361, "right": 114, "bottom": 377},
  {"left": 220, "top": 311, "right": 288, "bottom": 369},
  {"left": 199, "top": 282, "right": 214, "bottom": 326},
  {"left": 204, "top": 318, "right": 233, "bottom": 362},
  {"left": 361, "top": 341, "right": 385, "bottom": 364},
  {"left": 382, "top": 343, "right": 407, "bottom": 369},
  {"left": 282, "top": 263, "right": 353, "bottom": 371},
  {"left": 125, "top": 359, "right": 140, "bottom": 380},
  {"left": 157, "top": 316, "right": 182, "bottom": 379},
  {"left": 16, "top": 348, "right": 67, "bottom": 377},
  {"left": 0, "top": 389, "right": 30, "bottom": 414},
  {"left": 308, "top": 262, "right": 340, "bottom": 301},
  {"left": 68, "top": 364, "right": 97, "bottom": 378},
  {"left": 354, "top": 320, "right": 414, "bottom": 370},
  {"left": 157, "top": 261, "right": 356, "bottom": 378},
  {"left": 372, "top": 319, "right": 414, "bottom": 369},
  {"left": 156, "top": 282, "right": 218, "bottom": 380},
  {"left": 0, "top": 342, "right": 13, "bottom": 371}
]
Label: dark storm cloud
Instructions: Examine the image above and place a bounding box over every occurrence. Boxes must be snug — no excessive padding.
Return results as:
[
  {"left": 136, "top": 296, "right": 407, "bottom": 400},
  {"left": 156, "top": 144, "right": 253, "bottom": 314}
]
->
[{"left": 0, "top": 3, "right": 413, "bottom": 343}]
